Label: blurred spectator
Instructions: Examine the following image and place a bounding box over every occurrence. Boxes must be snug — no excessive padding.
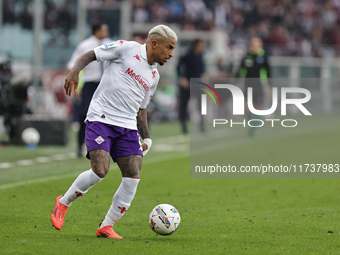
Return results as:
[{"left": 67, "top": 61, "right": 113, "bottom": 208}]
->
[
  {"left": 237, "top": 37, "right": 271, "bottom": 137},
  {"left": 45, "top": 0, "right": 77, "bottom": 46},
  {"left": 164, "top": 0, "right": 184, "bottom": 23},
  {"left": 267, "top": 24, "right": 288, "bottom": 55},
  {"left": 44, "top": 1, "right": 59, "bottom": 30},
  {"left": 58, "top": 0, "right": 75, "bottom": 46},
  {"left": 66, "top": 23, "right": 111, "bottom": 157},
  {"left": 133, "top": 0, "right": 149, "bottom": 23},
  {"left": 132, "top": 35, "right": 146, "bottom": 44},
  {"left": 214, "top": 57, "right": 231, "bottom": 78},
  {"left": 126, "top": 0, "right": 340, "bottom": 57},
  {"left": 177, "top": 39, "right": 205, "bottom": 134},
  {"left": 3, "top": 0, "right": 16, "bottom": 24},
  {"left": 184, "top": 0, "right": 207, "bottom": 23},
  {"left": 214, "top": 0, "right": 230, "bottom": 29},
  {"left": 19, "top": 0, "right": 33, "bottom": 30},
  {"left": 4, "top": 0, "right": 340, "bottom": 59}
]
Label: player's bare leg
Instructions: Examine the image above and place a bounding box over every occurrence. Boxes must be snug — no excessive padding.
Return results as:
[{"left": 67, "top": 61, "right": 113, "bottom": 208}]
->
[
  {"left": 51, "top": 150, "right": 109, "bottom": 230},
  {"left": 116, "top": 154, "right": 142, "bottom": 178},
  {"left": 89, "top": 149, "right": 111, "bottom": 178},
  {"left": 97, "top": 155, "right": 142, "bottom": 239}
]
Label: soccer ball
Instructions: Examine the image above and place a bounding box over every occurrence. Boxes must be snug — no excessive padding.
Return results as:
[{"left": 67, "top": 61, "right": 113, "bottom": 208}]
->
[
  {"left": 149, "top": 204, "right": 180, "bottom": 235},
  {"left": 21, "top": 127, "right": 40, "bottom": 145}
]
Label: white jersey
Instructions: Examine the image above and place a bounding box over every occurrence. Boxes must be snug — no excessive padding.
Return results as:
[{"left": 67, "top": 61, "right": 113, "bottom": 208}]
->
[
  {"left": 86, "top": 40, "right": 160, "bottom": 130},
  {"left": 67, "top": 35, "right": 112, "bottom": 82}
]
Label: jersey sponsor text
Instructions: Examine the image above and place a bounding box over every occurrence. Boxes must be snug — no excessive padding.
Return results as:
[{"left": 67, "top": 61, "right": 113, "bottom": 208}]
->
[{"left": 125, "top": 68, "right": 149, "bottom": 92}]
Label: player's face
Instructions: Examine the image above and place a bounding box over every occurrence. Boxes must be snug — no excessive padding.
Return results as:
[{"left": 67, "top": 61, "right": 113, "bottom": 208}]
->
[
  {"left": 195, "top": 41, "right": 205, "bottom": 54},
  {"left": 250, "top": 38, "right": 262, "bottom": 52},
  {"left": 154, "top": 38, "right": 176, "bottom": 66},
  {"left": 98, "top": 24, "right": 109, "bottom": 39}
]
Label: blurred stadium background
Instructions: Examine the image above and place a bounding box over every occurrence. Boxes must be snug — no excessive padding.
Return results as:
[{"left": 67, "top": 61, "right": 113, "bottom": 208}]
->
[
  {"left": 1, "top": 0, "right": 340, "bottom": 146},
  {"left": 1, "top": 2, "right": 340, "bottom": 253}
]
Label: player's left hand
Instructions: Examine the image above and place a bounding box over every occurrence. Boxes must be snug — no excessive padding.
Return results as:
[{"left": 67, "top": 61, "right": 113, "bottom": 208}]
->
[{"left": 142, "top": 138, "right": 152, "bottom": 156}]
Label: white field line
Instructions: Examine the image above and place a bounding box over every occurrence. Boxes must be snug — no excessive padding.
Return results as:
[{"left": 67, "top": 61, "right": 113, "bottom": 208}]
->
[
  {"left": 17, "top": 159, "right": 35, "bottom": 166},
  {"left": 0, "top": 152, "right": 189, "bottom": 190},
  {"left": 2, "top": 120, "right": 334, "bottom": 190},
  {"left": 36, "top": 157, "right": 52, "bottom": 163},
  {"left": 153, "top": 144, "right": 188, "bottom": 152},
  {"left": 0, "top": 135, "right": 190, "bottom": 189},
  {"left": 0, "top": 162, "right": 13, "bottom": 168},
  {"left": 0, "top": 154, "right": 70, "bottom": 169},
  {"left": 0, "top": 136, "right": 188, "bottom": 170},
  {"left": 0, "top": 119, "right": 336, "bottom": 172},
  {"left": 191, "top": 122, "right": 340, "bottom": 156},
  {"left": 52, "top": 154, "right": 69, "bottom": 161}
]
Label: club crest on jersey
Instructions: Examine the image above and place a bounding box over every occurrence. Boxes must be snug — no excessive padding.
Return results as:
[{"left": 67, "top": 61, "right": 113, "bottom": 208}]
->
[
  {"left": 95, "top": 136, "right": 105, "bottom": 144},
  {"left": 152, "top": 71, "right": 156, "bottom": 78}
]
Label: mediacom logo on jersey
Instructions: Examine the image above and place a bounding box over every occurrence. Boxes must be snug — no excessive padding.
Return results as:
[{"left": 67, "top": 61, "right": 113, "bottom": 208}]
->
[{"left": 125, "top": 68, "right": 150, "bottom": 92}]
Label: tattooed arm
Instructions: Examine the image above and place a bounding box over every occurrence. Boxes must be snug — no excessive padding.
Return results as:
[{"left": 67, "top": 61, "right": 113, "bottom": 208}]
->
[
  {"left": 64, "top": 50, "right": 97, "bottom": 96},
  {"left": 137, "top": 109, "right": 150, "bottom": 140},
  {"left": 137, "top": 109, "right": 152, "bottom": 154}
]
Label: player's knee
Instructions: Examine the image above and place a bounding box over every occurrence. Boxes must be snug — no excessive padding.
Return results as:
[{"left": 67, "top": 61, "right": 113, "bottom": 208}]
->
[
  {"left": 117, "top": 155, "right": 142, "bottom": 178},
  {"left": 125, "top": 170, "right": 140, "bottom": 179},
  {"left": 96, "top": 171, "right": 107, "bottom": 178},
  {"left": 92, "top": 166, "right": 109, "bottom": 178}
]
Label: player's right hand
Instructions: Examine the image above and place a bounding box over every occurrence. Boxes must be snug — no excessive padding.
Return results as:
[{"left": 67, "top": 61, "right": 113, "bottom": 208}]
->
[
  {"left": 142, "top": 138, "right": 152, "bottom": 156},
  {"left": 64, "top": 70, "right": 79, "bottom": 96},
  {"left": 179, "top": 77, "right": 189, "bottom": 89}
]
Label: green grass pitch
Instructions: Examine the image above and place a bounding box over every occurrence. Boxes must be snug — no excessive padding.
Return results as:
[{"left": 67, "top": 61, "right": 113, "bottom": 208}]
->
[{"left": 1, "top": 119, "right": 340, "bottom": 255}]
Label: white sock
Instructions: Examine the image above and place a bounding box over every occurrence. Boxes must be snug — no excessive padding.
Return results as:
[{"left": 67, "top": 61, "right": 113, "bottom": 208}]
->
[
  {"left": 60, "top": 169, "right": 103, "bottom": 207},
  {"left": 101, "top": 177, "right": 140, "bottom": 227}
]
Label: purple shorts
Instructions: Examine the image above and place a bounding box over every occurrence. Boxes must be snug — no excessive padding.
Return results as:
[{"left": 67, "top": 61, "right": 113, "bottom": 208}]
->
[{"left": 85, "top": 121, "right": 143, "bottom": 161}]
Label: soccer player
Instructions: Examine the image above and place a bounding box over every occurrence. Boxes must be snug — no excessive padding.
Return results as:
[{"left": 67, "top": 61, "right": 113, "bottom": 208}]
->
[
  {"left": 237, "top": 37, "right": 271, "bottom": 136},
  {"left": 66, "top": 23, "right": 111, "bottom": 157},
  {"left": 177, "top": 39, "right": 205, "bottom": 134},
  {"left": 51, "top": 25, "right": 177, "bottom": 239}
]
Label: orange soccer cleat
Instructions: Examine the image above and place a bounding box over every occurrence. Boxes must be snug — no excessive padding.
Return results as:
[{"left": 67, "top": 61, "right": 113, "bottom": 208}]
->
[
  {"left": 51, "top": 195, "right": 68, "bottom": 230},
  {"left": 96, "top": 224, "right": 123, "bottom": 239}
]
